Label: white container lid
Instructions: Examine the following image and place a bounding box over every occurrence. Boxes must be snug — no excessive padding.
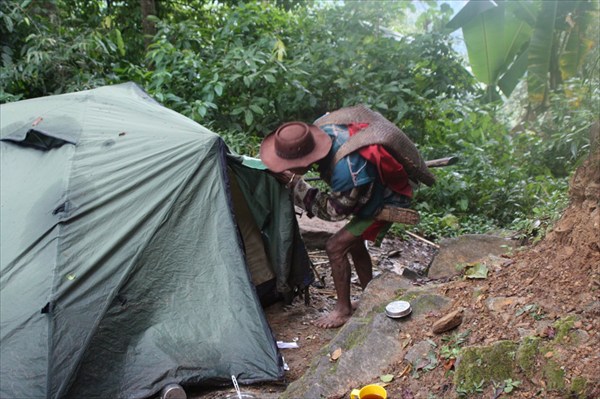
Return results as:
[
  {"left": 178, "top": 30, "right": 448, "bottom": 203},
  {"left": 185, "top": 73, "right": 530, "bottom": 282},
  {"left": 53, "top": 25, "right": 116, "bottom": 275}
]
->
[{"left": 385, "top": 300, "right": 412, "bottom": 318}]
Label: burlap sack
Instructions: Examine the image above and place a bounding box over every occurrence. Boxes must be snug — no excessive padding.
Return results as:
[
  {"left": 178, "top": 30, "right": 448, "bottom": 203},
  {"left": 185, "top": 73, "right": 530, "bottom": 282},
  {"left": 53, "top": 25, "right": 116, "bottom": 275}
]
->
[{"left": 314, "top": 105, "right": 435, "bottom": 186}]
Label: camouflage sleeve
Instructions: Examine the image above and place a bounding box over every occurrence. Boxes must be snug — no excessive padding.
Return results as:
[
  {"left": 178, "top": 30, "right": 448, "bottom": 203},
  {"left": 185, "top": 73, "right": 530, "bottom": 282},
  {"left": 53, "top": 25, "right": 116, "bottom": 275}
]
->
[{"left": 292, "top": 178, "right": 374, "bottom": 221}]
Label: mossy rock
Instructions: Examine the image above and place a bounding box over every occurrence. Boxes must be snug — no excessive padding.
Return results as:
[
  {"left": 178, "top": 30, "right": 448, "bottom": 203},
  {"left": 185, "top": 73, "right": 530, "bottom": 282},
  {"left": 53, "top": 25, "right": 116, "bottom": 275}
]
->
[
  {"left": 553, "top": 315, "right": 576, "bottom": 343},
  {"left": 516, "top": 336, "right": 541, "bottom": 377},
  {"left": 398, "top": 290, "right": 450, "bottom": 317},
  {"left": 543, "top": 359, "right": 566, "bottom": 391},
  {"left": 515, "top": 332, "right": 582, "bottom": 394},
  {"left": 569, "top": 376, "right": 587, "bottom": 397},
  {"left": 454, "top": 341, "right": 518, "bottom": 392}
]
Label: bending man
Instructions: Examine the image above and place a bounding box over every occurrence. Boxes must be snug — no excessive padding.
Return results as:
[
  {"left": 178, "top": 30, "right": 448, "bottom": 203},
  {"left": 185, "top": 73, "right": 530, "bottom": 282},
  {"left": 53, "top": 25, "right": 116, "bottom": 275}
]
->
[{"left": 259, "top": 114, "right": 414, "bottom": 328}]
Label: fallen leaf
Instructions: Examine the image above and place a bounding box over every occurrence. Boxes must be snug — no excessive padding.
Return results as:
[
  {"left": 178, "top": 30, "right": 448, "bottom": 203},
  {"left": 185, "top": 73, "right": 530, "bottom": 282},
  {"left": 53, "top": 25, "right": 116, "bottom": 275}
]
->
[
  {"left": 443, "top": 358, "right": 456, "bottom": 371},
  {"left": 330, "top": 348, "right": 342, "bottom": 361},
  {"left": 399, "top": 363, "right": 412, "bottom": 378},
  {"left": 545, "top": 351, "right": 554, "bottom": 358},
  {"left": 414, "top": 357, "right": 429, "bottom": 371},
  {"left": 402, "top": 338, "right": 412, "bottom": 348}
]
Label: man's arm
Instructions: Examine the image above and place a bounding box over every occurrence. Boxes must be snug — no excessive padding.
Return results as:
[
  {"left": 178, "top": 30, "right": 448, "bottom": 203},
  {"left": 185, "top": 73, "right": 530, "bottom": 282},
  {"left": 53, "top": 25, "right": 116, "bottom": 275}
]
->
[{"left": 291, "top": 178, "right": 374, "bottom": 221}]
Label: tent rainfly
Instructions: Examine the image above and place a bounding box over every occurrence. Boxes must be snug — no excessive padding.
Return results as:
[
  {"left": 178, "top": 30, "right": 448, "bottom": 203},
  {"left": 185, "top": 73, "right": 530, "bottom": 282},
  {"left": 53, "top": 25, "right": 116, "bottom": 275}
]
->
[{"left": 0, "top": 83, "right": 312, "bottom": 399}]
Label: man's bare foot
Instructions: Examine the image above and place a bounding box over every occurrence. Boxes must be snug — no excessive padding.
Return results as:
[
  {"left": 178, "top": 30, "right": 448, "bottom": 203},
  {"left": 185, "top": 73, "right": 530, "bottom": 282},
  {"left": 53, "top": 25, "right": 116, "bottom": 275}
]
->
[{"left": 313, "top": 310, "right": 352, "bottom": 329}]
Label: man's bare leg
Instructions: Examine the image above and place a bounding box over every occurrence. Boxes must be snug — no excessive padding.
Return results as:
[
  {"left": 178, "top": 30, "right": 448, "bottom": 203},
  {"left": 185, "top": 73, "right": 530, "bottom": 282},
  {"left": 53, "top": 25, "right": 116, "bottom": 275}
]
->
[
  {"left": 349, "top": 240, "right": 372, "bottom": 289},
  {"left": 314, "top": 228, "right": 362, "bottom": 329}
]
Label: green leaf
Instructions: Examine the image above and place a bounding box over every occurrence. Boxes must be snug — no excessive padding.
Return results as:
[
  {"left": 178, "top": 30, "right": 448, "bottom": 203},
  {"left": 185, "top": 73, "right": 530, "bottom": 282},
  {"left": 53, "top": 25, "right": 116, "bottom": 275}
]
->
[
  {"left": 528, "top": 0, "right": 558, "bottom": 105},
  {"left": 102, "top": 16, "right": 113, "bottom": 29},
  {"left": 498, "top": 48, "right": 528, "bottom": 97},
  {"left": 114, "top": 29, "right": 125, "bottom": 57},
  {"left": 273, "top": 38, "right": 286, "bottom": 61},
  {"left": 380, "top": 374, "right": 394, "bottom": 383},
  {"left": 263, "top": 74, "right": 276, "bottom": 83},
  {"left": 197, "top": 105, "right": 207, "bottom": 118},
  {"left": 3, "top": 15, "right": 13, "bottom": 33},
  {"left": 502, "top": 6, "right": 532, "bottom": 65},
  {"left": 214, "top": 84, "right": 223, "bottom": 96},
  {"left": 446, "top": 0, "right": 498, "bottom": 31},
  {"left": 441, "top": 214, "right": 459, "bottom": 228},
  {"left": 462, "top": 4, "right": 506, "bottom": 85},
  {"left": 513, "top": 1, "right": 539, "bottom": 26},
  {"left": 244, "top": 109, "right": 254, "bottom": 126},
  {"left": 249, "top": 104, "right": 263, "bottom": 115}
]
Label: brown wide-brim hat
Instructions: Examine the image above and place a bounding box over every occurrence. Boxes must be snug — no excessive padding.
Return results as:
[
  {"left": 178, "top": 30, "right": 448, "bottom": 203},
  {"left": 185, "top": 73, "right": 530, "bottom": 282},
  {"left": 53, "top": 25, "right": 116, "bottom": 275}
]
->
[{"left": 260, "top": 121, "right": 332, "bottom": 173}]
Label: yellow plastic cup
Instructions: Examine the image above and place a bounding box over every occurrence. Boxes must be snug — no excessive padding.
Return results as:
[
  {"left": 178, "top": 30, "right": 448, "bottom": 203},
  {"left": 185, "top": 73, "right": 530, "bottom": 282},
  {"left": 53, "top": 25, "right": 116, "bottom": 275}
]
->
[{"left": 350, "top": 384, "right": 387, "bottom": 399}]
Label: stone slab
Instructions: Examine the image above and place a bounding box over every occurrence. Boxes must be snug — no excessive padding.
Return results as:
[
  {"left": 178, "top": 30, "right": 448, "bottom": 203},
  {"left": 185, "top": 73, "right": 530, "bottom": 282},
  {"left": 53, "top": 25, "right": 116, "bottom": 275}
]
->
[
  {"left": 427, "top": 234, "right": 515, "bottom": 280},
  {"left": 281, "top": 273, "right": 451, "bottom": 399}
]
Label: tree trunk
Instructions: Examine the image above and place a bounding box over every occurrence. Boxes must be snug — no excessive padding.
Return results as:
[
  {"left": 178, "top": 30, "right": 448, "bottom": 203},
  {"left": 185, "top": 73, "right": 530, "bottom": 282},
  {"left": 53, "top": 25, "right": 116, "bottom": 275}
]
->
[{"left": 140, "top": 0, "right": 156, "bottom": 49}]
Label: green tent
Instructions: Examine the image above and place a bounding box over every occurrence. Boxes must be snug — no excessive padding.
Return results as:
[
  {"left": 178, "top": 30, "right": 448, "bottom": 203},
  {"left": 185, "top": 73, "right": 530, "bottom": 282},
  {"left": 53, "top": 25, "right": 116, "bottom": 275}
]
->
[{"left": 0, "top": 83, "right": 312, "bottom": 399}]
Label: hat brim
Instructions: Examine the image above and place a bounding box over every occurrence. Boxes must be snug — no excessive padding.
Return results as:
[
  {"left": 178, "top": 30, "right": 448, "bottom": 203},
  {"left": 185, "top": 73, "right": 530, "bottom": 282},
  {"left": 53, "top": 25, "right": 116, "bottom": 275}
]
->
[{"left": 259, "top": 124, "right": 332, "bottom": 173}]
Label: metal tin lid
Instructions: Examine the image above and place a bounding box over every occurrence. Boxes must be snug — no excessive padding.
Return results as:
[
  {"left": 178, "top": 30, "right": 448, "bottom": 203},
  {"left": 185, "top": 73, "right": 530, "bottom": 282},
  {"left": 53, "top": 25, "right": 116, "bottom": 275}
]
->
[
  {"left": 385, "top": 300, "right": 412, "bottom": 318},
  {"left": 225, "top": 394, "right": 257, "bottom": 399},
  {"left": 160, "top": 383, "right": 187, "bottom": 399}
]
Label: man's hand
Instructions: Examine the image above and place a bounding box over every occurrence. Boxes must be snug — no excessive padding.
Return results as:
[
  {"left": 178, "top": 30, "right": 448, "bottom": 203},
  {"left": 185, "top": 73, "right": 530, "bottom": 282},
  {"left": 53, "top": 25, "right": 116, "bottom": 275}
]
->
[{"left": 269, "top": 170, "right": 299, "bottom": 188}]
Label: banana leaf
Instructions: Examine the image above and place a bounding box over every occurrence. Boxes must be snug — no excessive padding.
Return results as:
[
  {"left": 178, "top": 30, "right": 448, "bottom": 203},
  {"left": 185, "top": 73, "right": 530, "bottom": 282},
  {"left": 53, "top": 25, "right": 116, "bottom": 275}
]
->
[
  {"left": 527, "top": 0, "right": 558, "bottom": 105},
  {"left": 462, "top": 4, "right": 505, "bottom": 86}
]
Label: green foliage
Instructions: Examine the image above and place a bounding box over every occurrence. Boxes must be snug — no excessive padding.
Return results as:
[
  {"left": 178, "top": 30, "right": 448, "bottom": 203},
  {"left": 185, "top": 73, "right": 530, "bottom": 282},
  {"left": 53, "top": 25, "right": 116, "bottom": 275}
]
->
[
  {"left": 515, "top": 304, "right": 546, "bottom": 321},
  {"left": 521, "top": 78, "right": 599, "bottom": 176},
  {"left": 440, "top": 330, "right": 471, "bottom": 360},
  {"left": 0, "top": 0, "right": 144, "bottom": 101},
  {"left": 456, "top": 379, "right": 484, "bottom": 396},
  {"left": 503, "top": 378, "right": 522, "bottom": 393},
  {"left": 405, "top": 97, "right": 572, "bottom": 240},
  {"left": 2, "top": 0, "right": 596, "bottom": 241},
  {"left": 492, "top": 378, "right": 522, "bottom": 395},
  {"left": 448, "top": 0, "right": 598, "bottom": 106}
]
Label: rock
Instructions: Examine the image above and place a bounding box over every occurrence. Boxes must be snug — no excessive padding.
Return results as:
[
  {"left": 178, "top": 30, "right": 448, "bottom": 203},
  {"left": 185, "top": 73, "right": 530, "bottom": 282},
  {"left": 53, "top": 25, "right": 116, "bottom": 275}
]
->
[
  {"left": 399, "top": 291, "right": 451, "bottom": 318},
  {"left": 281, "top": 273, "right": 451, "bottom": 399},
  {"left": 516, "top": 336, "right": 542, "bottom": 377},
  {"left": 571, "top": 328, "right": 590, "bottom": 344},
  {"left": 404, "top": 340, "right": 436, "bottom": 365},
  {"left": 281, "top": 311, "right": 404, "bottom": 399},
  {"left": 432, "top": 309, "right": 463, "bottom": 334},
  {"left": 485, "top": 296, "right": 520, "bottom": 312},
  {"left": 517, "top": 327, "right": 536, "bottom": 338},
  {"left": 535, "top": 320, "right": 555, "bottom": 337},
  {"left": 454, "top": 341, "right": 518, "bottom": 392},
  {"left": 355, "top": 272, "right": 413, "bottom": 317},
  {"left": 401, "top": 267, "right": 421, "bottom": 281},
  {"left": 427, "top": 234, "right": 515, "bottom": 280},
  {"left": 296, "top": 211, "right": 346, "bottom": 249}
]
